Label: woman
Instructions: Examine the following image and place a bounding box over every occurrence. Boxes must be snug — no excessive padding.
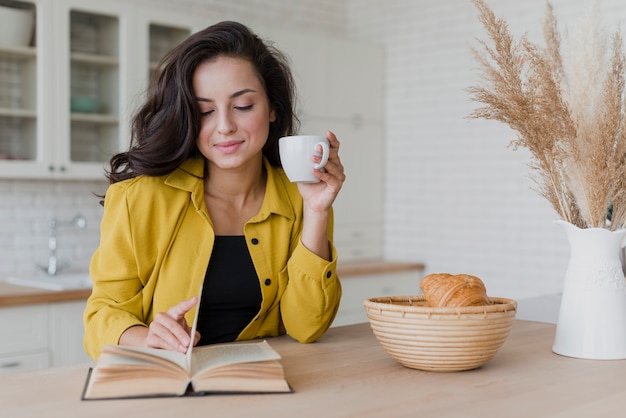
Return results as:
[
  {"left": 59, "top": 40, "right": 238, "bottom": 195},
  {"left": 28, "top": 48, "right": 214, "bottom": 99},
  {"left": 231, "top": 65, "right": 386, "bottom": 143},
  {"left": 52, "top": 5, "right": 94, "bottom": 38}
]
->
[{"left": 83, "top": 21, "right": 345, "bottom": 360}]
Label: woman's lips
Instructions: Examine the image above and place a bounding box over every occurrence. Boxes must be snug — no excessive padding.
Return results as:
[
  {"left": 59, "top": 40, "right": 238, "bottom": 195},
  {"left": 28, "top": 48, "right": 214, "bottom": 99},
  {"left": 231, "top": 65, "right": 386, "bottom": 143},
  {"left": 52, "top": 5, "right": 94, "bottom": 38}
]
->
[{"left": 215, "top": 140, "right": 243, "bottom": 154}]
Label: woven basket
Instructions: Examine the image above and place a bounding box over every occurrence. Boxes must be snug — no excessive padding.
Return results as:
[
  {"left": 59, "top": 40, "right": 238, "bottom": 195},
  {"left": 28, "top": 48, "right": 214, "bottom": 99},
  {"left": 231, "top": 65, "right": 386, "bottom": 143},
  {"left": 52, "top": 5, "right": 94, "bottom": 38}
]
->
[{"left": 364, "top": 296, "right": 517, "bottom": 372}]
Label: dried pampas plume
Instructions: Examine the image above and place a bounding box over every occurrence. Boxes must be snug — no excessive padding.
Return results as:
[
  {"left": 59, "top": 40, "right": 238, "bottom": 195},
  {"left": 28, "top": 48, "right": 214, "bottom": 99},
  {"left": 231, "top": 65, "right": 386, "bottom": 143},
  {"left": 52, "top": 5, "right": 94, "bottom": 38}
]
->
[{"left": 468, "top": 0, "right": 626, "bottom": 230}]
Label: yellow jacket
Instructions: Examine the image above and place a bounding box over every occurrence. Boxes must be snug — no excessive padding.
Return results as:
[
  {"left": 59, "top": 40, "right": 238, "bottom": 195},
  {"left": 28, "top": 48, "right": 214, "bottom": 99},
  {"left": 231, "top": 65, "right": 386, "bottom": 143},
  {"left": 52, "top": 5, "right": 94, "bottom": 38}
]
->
[{"left": 84, "top": 157, "right": 341, "bottom": 359}]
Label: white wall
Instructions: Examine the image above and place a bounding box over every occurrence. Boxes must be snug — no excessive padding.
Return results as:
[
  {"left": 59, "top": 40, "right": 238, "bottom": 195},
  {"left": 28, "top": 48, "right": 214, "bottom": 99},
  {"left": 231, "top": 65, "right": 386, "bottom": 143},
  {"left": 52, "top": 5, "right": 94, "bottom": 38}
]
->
[{"left": 346, "top": 0, "right": 626, "bottom": 299}]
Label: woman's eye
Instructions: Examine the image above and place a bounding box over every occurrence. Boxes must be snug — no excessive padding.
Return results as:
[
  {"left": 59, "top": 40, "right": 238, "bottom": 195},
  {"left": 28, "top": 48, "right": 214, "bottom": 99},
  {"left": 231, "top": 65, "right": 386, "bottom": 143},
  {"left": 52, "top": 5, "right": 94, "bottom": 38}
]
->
[
  {"left": 235, "top": 105, "right": 253, "bottom": 111},
  {"left": 200, "top": 110, "right": 214, "bottom": 117}
]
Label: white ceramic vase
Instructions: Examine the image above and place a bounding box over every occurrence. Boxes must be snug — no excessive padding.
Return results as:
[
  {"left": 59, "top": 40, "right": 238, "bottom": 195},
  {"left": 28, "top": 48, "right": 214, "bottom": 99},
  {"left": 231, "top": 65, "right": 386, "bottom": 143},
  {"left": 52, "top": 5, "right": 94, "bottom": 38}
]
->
[{"left": 553, "top": 220, "right": 626, "bottom": 359}]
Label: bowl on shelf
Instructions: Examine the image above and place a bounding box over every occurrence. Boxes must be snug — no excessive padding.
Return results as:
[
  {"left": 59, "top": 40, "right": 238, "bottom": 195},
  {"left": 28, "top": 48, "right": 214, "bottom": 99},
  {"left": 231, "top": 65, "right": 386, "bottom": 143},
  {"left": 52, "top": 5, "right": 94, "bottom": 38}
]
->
[
  {"left": 363, "top": 295, "right": 517, "bottom": 372},
  {"left": 0, "top": 5, "right": 35, "bottom": 48},
  {"left": 70, "top": 96, "right": 99, "bottom": 113}
]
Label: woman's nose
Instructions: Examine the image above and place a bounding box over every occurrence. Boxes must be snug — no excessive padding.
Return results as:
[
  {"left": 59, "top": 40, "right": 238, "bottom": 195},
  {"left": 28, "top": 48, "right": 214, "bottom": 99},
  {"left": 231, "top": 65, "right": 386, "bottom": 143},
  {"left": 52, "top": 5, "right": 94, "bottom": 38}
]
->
[{"left": 217, "top": 111, "right": 236, "bottom": 135}]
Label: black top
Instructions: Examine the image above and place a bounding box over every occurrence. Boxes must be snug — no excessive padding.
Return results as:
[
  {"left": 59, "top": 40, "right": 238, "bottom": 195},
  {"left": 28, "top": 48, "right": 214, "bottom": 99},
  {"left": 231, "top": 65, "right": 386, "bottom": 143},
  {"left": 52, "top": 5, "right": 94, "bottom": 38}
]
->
[{"left": 196, "top": 236, "right": 262, "bottom": 345}]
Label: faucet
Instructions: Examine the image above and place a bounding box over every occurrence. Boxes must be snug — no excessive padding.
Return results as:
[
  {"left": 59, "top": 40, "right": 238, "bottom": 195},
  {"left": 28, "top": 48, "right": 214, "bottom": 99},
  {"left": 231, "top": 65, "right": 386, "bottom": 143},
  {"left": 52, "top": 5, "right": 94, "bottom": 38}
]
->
[{"left": 40, "top": 214, "right": 87, "bottom": 276}]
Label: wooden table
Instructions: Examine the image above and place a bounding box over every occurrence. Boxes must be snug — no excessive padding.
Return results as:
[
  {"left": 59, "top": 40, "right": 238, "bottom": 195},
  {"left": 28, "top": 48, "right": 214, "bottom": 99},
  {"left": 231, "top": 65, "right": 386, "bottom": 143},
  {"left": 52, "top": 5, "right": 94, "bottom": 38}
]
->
[{"left": 1, "top": 320, "right": 623, "bottom": 417}]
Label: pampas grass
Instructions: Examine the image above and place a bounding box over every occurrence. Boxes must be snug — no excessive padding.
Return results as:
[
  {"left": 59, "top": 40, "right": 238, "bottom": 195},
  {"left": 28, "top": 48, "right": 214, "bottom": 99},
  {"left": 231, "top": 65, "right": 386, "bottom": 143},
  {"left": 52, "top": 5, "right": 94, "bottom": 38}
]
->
[{"left": 468, "top": 0, "right": 626, "bottom": 230}]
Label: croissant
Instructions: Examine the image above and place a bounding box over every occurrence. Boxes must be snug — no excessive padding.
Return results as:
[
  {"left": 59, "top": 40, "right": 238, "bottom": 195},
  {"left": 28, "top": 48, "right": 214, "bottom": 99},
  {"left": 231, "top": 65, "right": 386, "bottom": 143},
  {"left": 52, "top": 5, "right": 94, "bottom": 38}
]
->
[{"left": 420, "top": 273, "right": 489, "bottom": 307}]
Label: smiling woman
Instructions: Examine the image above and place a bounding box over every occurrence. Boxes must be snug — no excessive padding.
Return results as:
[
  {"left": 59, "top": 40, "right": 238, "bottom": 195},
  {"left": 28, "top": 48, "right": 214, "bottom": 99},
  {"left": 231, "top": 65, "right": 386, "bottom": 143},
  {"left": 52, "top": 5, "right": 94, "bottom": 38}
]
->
[{"left": 84, "top": 21, "right": 346, "bottom": 361}]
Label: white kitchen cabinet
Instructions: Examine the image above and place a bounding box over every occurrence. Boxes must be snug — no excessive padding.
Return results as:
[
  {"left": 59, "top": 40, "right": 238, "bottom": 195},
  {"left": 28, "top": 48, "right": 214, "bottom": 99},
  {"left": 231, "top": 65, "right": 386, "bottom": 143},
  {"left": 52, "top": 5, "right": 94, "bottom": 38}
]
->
[
  {"left": 267, "top": 28, "right": 384, "bottom": 123},
  {"left": 0, "top": 0, "right": 53, "bottom": 177},
  {"left": 48, "top": 300, "right": 91, "bottom": 367},
  {"left": 53, "top": 0, "right": 133, "bottom": 178},
  {"left": 303, "top": 117, "right": 384, "bottom": 260},
  {"left": 268, "top": 28, "right": 385, "bottom": 261},
  {"left": 0, "top": 0, "right": 218, "bottom": 179},
  {"left": 333, "top": 265, "right": 424, "bottom": 327},
  {"left": 0, "top": 304, "right": 49, "bottom": 374},
  {"left": 131, "top": 8, "right": 210, "bottom": 102},
  {"left": 325, "top": 38, "right": 384, "bottom": 124},
  {"left": 0, "top": 300, "right": 93, "bottom": 374},
  {"left": 0, "top": 0, "right": 132, "bottom": 178},
  {"left": 0, "top": 351, "right": 49, "bottom": 374}
]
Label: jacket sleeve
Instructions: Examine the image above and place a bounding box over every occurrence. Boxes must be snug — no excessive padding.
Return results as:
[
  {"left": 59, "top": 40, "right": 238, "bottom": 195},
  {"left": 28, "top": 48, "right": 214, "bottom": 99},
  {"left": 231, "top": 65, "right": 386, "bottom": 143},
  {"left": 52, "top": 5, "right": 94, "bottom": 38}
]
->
[
  {"left": 280, "top": 239, "right": 342, "bottom": 343},
  {"left": 83, "top": 183, "right": 147, "bottom": 360}
]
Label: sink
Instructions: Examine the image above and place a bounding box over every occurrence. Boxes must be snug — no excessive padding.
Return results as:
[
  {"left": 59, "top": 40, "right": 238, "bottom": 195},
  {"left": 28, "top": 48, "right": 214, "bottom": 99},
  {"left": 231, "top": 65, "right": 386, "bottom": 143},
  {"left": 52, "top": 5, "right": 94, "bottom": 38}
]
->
[{"left": 4, "top": 273, "right": 93, "bottom": 291}]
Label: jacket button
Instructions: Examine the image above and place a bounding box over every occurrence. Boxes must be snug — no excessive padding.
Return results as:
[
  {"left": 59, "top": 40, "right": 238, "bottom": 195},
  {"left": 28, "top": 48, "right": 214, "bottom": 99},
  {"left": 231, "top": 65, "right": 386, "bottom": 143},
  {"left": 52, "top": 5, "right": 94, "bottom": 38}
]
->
[
  {"left": 264, "top": 278, "right": 271, "bottom": 286},
  {"left": 326, "top": 271, "right": 332, "bottom": 279},
  {"left": 251, "top": 238, "right": 259, "bottom": 245}
]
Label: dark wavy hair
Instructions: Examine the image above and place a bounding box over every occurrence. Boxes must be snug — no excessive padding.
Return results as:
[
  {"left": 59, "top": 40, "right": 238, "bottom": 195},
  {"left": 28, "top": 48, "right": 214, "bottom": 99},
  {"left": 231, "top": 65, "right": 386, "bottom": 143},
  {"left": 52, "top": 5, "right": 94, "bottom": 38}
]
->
[{"left": 106, "top": 21, "right": 299, "bottom": 183}]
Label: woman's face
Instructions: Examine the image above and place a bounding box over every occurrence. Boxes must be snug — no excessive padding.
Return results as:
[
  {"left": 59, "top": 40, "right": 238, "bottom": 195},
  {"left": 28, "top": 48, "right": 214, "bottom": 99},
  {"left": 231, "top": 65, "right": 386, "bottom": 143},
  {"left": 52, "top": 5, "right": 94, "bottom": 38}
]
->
[{"left": 193, "top": 56, "right": 275, "bottom": 170}]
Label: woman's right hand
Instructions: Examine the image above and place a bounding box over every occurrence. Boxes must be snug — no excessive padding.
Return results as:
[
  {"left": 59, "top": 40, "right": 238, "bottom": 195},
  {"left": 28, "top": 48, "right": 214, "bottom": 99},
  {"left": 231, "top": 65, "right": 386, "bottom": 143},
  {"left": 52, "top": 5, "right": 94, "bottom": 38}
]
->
[{"left": 120, "top": 297, "right": 201, "bottom": 353}]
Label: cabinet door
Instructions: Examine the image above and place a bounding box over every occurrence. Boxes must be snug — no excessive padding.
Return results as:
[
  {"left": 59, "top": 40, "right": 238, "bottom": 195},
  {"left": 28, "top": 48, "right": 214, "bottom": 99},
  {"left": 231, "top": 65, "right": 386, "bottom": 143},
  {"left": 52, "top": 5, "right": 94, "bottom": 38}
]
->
[
  {"left": 301, "top": 117, "right": 384, "bottom": 260},
  {"left": 0, "top": 304, "right": 49, "bottom": 374},
  {"left": 0, "top": 351, "right": 49, "bottom": 375},
  {"left": 268, "top": 27, "right": 328, "bottom": 121},
  {"left": 0, "top": 304, "right": 48, "bottom": 356},
  {"left": 269, "top": 30, "right": 384, "bottom": 123},
  {"left": 267, "top": 29, "right": 385, "bottom": 261},
  {"left": 130, "top": 7, "right": 214, "bottom": 104},
  {"left": 48, "top": 300, "right": 92, "bottom": 366},
  {"left": 0, "top": 0, "right": 55, "bottom": 178},
  {"left": 52, "top": 0, "right": 133, "bottom": 179},
  {"left": 326, "top": 39, "right": 384, "bottom": 123}
]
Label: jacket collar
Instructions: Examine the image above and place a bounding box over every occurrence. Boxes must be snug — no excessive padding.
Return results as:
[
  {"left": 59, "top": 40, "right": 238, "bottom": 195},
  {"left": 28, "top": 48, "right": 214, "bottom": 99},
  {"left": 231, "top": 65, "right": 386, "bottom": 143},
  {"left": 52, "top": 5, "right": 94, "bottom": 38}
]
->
[
  {"left": 164, "top": 157, "right": 295, "bottom": 221},
  {"left": 164, "top": 157, "right": 205, "bottom": 212}
]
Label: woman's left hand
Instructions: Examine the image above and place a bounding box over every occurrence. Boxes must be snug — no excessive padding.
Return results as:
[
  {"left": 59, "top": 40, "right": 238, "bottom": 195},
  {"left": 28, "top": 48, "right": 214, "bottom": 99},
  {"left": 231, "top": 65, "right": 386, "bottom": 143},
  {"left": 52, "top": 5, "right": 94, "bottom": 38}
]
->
[{"left": 297, "top": 130, "right": 346, "bottom": 212}]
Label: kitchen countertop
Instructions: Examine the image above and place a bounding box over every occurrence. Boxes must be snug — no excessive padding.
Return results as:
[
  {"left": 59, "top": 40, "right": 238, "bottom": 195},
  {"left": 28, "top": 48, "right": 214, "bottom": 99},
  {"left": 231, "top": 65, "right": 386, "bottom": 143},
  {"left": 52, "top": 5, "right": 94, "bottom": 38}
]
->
[
  {"left": 0, "top": 282, "right": 92, "bottom": 307},
  {"left": 0, "top": 260, "right": 425, "bottom": 308},
  {"left": 1, "top": 320, "right": 622, "bottom": 417}
]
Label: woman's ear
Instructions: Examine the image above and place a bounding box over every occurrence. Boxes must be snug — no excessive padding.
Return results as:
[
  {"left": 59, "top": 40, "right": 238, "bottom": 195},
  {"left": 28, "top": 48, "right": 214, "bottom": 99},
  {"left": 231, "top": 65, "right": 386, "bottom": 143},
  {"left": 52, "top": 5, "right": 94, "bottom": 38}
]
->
[{"left": 269, "top": 108, "right": 276, "bottom": 122}]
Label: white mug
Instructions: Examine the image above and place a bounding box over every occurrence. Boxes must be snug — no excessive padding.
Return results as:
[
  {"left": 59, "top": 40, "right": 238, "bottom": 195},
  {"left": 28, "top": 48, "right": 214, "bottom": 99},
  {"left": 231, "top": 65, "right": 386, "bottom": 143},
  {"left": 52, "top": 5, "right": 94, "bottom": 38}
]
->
[{"left": 278, "top": 135, "right": 330, "bottom": 183}]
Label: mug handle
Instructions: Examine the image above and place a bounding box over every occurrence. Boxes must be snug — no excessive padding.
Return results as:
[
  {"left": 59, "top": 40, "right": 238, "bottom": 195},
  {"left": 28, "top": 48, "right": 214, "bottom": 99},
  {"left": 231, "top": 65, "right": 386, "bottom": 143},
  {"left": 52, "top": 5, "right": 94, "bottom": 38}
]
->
[{"left": 314, "top": 141, "right": 330, "bottom": 169}]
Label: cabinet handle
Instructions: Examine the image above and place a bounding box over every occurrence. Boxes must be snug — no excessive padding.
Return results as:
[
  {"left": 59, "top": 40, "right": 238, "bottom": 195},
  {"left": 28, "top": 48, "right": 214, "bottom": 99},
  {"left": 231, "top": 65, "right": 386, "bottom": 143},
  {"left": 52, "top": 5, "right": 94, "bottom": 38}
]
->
[
  {"left": 0, "top": 361, "right": 21, "bottom": 368},
  {"left": 48, "top": 165, "right": 55, "bottom": 172}
]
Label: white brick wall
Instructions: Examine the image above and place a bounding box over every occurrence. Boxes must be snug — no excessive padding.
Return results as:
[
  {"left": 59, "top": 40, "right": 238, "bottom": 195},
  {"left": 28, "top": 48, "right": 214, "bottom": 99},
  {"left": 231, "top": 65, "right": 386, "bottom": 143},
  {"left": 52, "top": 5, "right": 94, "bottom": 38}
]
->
[
  {"left": 346, "top": 0, "right": 626, "bottom": 299},
  {"left": 0, "top": 180, "right": 106, "bottom": 278}
]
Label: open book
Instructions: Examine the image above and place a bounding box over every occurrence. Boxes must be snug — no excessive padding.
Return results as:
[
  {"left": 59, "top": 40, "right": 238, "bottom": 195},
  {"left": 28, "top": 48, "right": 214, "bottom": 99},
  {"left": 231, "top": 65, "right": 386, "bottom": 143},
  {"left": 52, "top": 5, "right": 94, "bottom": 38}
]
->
[
  {"left": 82, "top": 286, "right": 291, "bottom": 400},
  {"left": 82, "top": 340, "right": 292, "bottom": 400}
]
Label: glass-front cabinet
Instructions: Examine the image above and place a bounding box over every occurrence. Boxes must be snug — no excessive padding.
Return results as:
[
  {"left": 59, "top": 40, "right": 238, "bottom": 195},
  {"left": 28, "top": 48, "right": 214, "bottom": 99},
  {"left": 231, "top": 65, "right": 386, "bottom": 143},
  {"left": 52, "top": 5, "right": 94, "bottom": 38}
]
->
[
  {"left": 131, "top": 8, "right": 203, "bottom": 111},
  {"left": 68, "top": 10, "right": 120, "bottom": 165},
  {"left": 0, "top": 0, "right": 131, "bottom": 178},
  {"left": 53, "top": 0, "right": 132, "bottom": 178},
  {"left": 0, "top": 0, "right": 47, "bottom": 177},
  {"left": 148, "top": 24, "right": 191, "bottom": 79},
  {"left": 0, "top": 0, "right": 213, "bottom": 179}
]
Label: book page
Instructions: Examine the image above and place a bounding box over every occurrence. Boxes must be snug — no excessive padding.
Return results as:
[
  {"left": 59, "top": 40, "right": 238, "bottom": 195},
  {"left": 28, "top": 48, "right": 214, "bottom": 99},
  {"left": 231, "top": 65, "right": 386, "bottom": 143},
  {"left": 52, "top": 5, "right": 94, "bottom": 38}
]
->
[
  {"left": 190, "top": 340, "right": 281, "bottom": 376},
  {"left": 186, "top": 284, "right": 203, "bottom": 370},
  {"left": 103, "top": 344, "right": 188, "bottom": 372},
  {"left": 191, "top": 360, "right": 291, "bottom": 393}
]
